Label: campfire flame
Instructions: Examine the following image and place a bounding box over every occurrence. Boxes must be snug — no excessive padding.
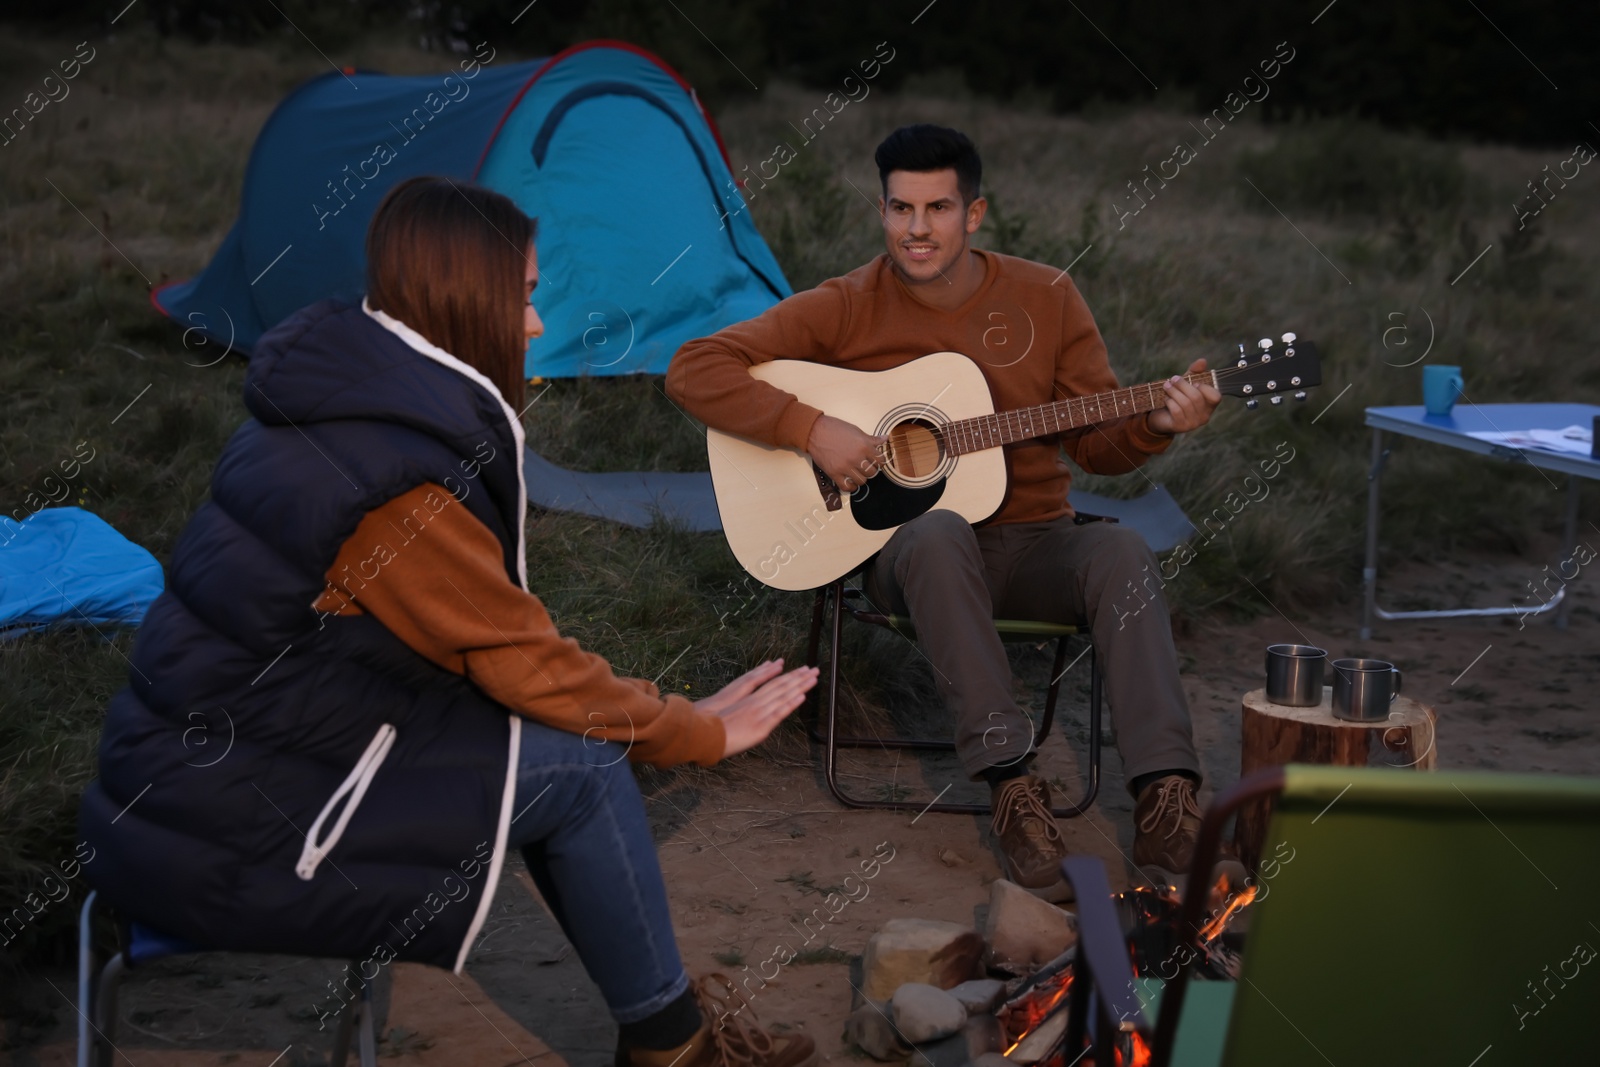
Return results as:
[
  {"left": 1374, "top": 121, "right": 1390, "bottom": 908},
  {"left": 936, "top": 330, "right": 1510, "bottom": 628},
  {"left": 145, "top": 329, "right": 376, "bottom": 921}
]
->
[
  {"left": 997, "top": 873, "right": 1255, "bottom": 1065},
  {"left": 1196, "top": 883, "right": 1257, "bottom": 944},
  {"left": 1124, "top": 1033, "right": 1153, "bottom": 1067}
]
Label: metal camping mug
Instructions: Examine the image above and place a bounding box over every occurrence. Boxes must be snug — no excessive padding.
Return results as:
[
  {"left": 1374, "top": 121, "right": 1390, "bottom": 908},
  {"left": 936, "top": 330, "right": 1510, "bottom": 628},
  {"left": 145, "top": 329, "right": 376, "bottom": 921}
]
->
[
  {"left": 1265, "top": 644, "right": 1326, "bottom": 706},
  {"left": 1331, "top": 658, "right": 1403, "bottom": 721}
]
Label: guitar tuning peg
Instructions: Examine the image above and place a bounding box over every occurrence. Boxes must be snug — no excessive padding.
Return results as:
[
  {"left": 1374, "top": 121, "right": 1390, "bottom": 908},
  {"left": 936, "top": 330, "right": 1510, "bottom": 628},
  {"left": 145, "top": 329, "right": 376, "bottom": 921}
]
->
[
  {"left": 1246, "top": 399, "right": 1259, "bottom": 410},
  {"left": 1258, "top": 338, "right": 1274, "bottom": 350},
  {"left": 1237, "top": 342, "right": 1247, "bottom": 355},
  {"left": 1294, "top": 391, "right": 1307, "bottom": 401},
  {"left": 1270, "top": 395, "right": 1284, "bottom": 405},
  {"left": 1281, "top": 332, "right": 1297, "bottom": 344}
]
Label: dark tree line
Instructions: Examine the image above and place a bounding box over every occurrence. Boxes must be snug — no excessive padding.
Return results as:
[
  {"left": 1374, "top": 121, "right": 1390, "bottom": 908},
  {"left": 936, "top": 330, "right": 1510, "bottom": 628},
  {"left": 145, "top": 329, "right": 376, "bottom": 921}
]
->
[{"left": 25, "top": 0, "right": 1598, "bottom": 147}]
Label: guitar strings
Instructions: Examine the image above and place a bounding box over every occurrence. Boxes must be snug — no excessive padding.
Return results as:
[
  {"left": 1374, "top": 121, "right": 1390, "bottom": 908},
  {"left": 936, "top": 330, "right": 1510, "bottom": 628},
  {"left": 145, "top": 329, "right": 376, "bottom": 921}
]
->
[
  {"left": 942, "top": 361, "right": 1299, "bottom": 441},
  {"left": 923, "top": 372, "right": 1189, "bottom": 454},
  {"left": 870, "top": 355, "right": 1308, "bottom": 473}
]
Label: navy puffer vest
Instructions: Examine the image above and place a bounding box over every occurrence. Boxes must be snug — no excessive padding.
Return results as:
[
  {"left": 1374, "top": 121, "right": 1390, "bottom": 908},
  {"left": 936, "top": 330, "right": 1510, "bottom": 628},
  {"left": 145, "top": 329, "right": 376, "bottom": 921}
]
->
[{"left": 79, "top": 300, "right": 529, "bottom": 972}]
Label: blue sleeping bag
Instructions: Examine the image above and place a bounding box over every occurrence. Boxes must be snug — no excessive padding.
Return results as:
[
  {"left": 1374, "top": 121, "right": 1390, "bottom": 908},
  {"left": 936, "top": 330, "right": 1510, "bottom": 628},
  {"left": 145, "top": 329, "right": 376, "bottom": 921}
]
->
[{"left": 0, "top": 507, "right": 164, "bottom": 639}]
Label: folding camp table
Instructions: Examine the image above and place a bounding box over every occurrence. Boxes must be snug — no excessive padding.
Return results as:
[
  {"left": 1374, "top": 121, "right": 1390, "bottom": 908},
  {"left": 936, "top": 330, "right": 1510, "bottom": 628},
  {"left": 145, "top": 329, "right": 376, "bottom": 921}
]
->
[{"left": 1361, "top": 402, "right": 1600, "bottom": 639}]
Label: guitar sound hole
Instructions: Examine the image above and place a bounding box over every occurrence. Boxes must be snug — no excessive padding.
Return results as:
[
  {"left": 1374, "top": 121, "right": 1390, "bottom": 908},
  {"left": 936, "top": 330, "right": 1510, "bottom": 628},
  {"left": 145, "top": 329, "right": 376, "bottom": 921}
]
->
[{"left": 884, "top": 419, "right": 945, "bottom": 486}]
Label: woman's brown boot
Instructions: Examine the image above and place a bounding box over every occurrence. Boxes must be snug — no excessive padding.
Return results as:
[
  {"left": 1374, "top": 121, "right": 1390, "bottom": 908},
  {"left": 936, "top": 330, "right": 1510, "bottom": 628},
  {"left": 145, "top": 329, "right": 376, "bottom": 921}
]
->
[{"left": 619, "top": 973, "right": 818, "bottom": 1067}]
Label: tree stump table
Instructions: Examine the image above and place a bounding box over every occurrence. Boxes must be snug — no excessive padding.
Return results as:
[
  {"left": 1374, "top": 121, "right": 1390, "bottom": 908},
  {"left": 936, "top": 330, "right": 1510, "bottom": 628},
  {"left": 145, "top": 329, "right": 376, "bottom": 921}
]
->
[{"left": 1232, "top": 686, "right": 1437, "bottom": 871}]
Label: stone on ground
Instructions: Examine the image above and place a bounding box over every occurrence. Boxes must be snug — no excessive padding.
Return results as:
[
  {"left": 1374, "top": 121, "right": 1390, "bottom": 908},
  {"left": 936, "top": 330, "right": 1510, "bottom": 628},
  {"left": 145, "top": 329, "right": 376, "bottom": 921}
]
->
[
  {"left": 947, "top": 978, "right": 1006, "bottom": 1015},
  {"left": 909, "top": 1032, "right": 969, "bottom": 1067},
  {"left": 983, "top": 878, "right": 1077, "bottom": 972},
  {"left": 891, "top": 982, "right": 968, "bottom": 1044},
  {"left": 861, "top": 918, "right": 984, "bottom": 1000},
  {"left": 845, "top": 1000, "right": 913, "bottom": 1061}
]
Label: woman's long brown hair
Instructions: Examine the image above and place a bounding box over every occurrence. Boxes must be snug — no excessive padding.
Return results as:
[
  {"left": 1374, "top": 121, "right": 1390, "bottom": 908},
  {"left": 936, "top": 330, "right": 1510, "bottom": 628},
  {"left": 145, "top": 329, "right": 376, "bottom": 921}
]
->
[{"left": 365, "top": 176, "right": 536, "bottom": 411}]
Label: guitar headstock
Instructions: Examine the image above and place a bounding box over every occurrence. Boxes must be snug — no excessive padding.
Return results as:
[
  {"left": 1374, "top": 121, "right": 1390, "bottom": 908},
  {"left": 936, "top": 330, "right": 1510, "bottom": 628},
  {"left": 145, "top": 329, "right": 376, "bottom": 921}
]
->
[{"left": 1215, "top": 333, "right": 1321, "bottom": 409}]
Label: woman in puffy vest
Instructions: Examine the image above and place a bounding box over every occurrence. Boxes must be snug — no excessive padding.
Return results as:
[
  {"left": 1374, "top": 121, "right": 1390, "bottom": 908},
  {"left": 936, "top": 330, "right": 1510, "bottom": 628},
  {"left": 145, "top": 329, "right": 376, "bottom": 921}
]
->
[{"left": 79, "top": 176, "right": 819, "bottom": 1067}]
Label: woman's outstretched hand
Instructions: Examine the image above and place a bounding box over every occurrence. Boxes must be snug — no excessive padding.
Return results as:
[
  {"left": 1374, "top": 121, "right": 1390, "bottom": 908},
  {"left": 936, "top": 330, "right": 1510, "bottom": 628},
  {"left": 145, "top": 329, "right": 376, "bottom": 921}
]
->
[{"left": 694, "top": 659, "right": 819, "bottom": 759}]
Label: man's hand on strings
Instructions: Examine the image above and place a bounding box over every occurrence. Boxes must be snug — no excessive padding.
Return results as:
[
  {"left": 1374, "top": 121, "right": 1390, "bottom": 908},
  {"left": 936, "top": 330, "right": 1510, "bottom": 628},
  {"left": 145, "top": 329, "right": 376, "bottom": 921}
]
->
[
  {"left": 807, "top": 415, "right": 887, "bottom": 493},
  {"left": 1147, "top": 358, "right": 1223, "bottom": 436},
  {"left": 695, "top": 658, "right": 819, "bottom": 758}
]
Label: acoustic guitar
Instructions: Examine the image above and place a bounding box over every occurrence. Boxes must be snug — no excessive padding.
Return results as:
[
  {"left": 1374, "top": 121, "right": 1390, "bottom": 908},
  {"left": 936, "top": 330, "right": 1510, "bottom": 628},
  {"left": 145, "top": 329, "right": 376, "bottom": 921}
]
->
[{"left": 708, "top": 334, "right": 1320, "bottom": 590}]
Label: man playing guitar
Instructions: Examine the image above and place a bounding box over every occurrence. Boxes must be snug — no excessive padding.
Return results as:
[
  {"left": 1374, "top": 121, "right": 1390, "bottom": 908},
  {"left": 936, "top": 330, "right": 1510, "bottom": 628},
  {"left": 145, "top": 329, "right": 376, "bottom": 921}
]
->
[{"left": 668, "top": 124, "right": 1227, "bottom": 900}]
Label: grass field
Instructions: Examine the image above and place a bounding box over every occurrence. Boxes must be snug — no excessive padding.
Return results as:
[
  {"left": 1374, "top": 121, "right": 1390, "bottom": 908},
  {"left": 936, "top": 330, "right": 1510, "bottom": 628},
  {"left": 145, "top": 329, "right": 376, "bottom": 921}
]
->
[{"left": 2, "top": 24, "right": 1597, "bottom": 974}]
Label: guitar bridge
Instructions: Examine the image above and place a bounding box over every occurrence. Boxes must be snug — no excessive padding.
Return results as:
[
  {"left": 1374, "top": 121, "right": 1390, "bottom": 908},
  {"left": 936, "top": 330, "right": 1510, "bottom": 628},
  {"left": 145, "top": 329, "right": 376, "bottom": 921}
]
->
[{"left": 813, "top": 462, "right": 844, "bottom": 511}]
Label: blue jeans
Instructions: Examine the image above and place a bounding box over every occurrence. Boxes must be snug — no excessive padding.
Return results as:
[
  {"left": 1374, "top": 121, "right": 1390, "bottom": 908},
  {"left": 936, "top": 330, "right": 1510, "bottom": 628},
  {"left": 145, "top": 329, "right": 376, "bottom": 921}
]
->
[{"left": 504, "top": 717, "right": 690, "bottom": 1024}]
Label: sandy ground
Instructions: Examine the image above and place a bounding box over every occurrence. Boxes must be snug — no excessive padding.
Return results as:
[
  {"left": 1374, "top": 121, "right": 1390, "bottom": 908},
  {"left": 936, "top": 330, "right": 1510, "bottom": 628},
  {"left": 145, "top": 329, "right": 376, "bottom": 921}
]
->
[{"left": 7, "top": 551, "right": 1597, "bottom": 1067}]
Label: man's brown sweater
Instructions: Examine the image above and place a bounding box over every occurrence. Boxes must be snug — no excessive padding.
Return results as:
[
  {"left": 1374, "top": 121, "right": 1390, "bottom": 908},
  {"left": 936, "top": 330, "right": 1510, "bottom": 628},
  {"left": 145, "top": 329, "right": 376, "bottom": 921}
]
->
[{"left": 666, "top": 249, "right": 1173, "bottom": 525}]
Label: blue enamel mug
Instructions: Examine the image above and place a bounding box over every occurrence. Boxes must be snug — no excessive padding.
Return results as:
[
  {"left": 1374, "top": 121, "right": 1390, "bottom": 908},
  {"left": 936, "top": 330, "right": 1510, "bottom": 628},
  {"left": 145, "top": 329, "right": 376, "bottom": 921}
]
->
[{"left": 1423, "top": 365, "right": 1464, "bottom": 416}]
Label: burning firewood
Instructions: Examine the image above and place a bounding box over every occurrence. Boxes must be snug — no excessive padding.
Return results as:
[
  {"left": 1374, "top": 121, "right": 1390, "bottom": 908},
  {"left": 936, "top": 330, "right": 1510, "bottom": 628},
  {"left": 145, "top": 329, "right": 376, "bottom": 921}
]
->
[{"left": 846, "top": 874, "right": 1257, "bottom": 1066}]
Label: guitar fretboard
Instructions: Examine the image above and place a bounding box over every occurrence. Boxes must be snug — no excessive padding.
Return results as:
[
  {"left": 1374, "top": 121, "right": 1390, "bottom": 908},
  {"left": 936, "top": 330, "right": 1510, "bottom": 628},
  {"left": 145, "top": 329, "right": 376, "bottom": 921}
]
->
[{"left": 935, "top": 370, "right": 1217, "bottom": 456}]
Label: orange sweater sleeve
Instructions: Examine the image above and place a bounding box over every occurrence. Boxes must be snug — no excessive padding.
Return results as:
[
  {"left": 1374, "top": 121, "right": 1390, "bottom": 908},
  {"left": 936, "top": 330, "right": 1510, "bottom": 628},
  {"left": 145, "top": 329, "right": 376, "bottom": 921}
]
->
[
  {"left": 1051, "top": 276, "right": 1174, "bottom": 475},
  {"left": 311, "top": 484, "right": 726, "bottom": 768},
  {"left": 665, "top": 282, "right": 850, "bottom": 450}
]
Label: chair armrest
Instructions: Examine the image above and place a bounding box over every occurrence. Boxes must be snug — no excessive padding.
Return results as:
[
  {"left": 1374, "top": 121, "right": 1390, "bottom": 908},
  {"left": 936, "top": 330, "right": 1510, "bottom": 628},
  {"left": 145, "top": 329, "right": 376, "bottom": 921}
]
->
[
  {"left": 1148, "top": 765, "right": 1288, "bottom": 1067},
  {"left": 1060, "top": 856, "right": 1149, "bottom": 1033}
]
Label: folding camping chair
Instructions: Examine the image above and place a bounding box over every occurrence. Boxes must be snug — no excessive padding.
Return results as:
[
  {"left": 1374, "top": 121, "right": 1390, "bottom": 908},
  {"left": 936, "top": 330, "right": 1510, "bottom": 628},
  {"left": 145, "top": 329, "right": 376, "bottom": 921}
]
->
[
  {"left": 804, "top": 574, "right": 1104, "bottom": 817},
  {"left": 1058, "top": 764, "right": 1600, "bottom": 1066},
  {"left": 77, "top": 890, "right": 378, "bottom": 1067}
]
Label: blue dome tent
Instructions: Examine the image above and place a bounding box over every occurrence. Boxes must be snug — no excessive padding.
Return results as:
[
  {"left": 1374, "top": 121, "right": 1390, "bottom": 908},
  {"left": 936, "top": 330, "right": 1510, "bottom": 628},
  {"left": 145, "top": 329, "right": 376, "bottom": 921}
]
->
[{"left": 152, "top": 41, "right": 791, "bottom": 378}]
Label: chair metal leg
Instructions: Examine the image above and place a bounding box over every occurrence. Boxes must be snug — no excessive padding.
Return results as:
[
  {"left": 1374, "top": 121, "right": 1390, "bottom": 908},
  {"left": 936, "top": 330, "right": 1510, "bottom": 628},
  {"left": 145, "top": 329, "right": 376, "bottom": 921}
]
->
[
  {"left": 77, "top": 899, "right": 381, "bottom": 1067},
  {"left": 329, "top": 965, "right": 367, "bottom": 1067},
  {"left": 330, "top": 994, "right": 355, "bottom": 1067},
  {"left": 328, "top": 963, "right": 379, "bottom": 1067},
  {"left": 801, "top": 584, "right": 830, "bottom": 724},
  {"left": 92, "top": 952, "right": 127, "bottom": 1067},
  {"left": 78, "top": 892, "right": 95, "bottom": 1067},
  {"left": 815, "top": 578, "right": 1103, "bottom": 818},
  {"left": 819, "top": 578, "right": 853, "bottom": 810},
  {"left": 1043, "top": 642, "right": 1101, "bottom": 820},
  {"left": 357, "top": 976, "right": 378, "bottom": 1067},
  {"left": 1086, "top": 648, "right": 1102, "bottom": 808},
  {"left": 1035, "top": 634, "right": 1069, "bottom": 746},
  {"left": 804, "top": 587, "right": 827, "bottom": 676}
]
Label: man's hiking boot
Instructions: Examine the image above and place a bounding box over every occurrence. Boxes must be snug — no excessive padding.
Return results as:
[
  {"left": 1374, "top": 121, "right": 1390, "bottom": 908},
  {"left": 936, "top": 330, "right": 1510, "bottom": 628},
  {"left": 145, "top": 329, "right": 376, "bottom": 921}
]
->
[
  {"left": 618, "top": 973, "right": 818, "bottom": 1067},
  {"left": 990, "top": 775, "right": 1072, "bottom": 902},
  {"left": 1131, "top": 774, "right": 1247, "bottom": 895}
]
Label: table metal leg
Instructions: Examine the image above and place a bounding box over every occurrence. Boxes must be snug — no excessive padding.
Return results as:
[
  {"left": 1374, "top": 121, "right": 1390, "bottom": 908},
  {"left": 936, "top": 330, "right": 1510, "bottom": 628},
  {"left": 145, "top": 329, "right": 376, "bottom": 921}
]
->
[
  {"left": 1557, "top": 476, "right": 1580, "bottom": 630},
  {"left": 1364, "top": 430, "right": 1573, "bottom": 629},
  {"left": 1361, "top": 429, "right": 1385, "bottom": 641}
]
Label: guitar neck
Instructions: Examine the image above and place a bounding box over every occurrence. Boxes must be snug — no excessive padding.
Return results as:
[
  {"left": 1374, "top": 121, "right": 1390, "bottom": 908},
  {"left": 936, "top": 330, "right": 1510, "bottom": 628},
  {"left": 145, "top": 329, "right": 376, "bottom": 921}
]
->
[{"left": 939, "top": 369, "right": 1217, "bottom": 456}]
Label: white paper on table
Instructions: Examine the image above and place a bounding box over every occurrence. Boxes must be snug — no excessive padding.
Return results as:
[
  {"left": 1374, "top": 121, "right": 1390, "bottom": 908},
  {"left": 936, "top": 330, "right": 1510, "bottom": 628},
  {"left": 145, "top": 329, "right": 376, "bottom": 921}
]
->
[{"left": 1465, "top": 425, "right": 1594, "bottom": 456}]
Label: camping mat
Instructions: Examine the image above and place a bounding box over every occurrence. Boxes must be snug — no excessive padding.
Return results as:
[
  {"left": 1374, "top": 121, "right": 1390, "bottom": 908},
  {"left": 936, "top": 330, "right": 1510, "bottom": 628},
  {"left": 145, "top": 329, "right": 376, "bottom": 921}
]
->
[
  {"left": 523, "top": 446, "right": 1193, "bottom": 551},
  {"left": 1067, "top": 484, "right": 1195, "bottom": 553},
  {"left": 523, "top": 446, "right": 723, "bottom": 532}
]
